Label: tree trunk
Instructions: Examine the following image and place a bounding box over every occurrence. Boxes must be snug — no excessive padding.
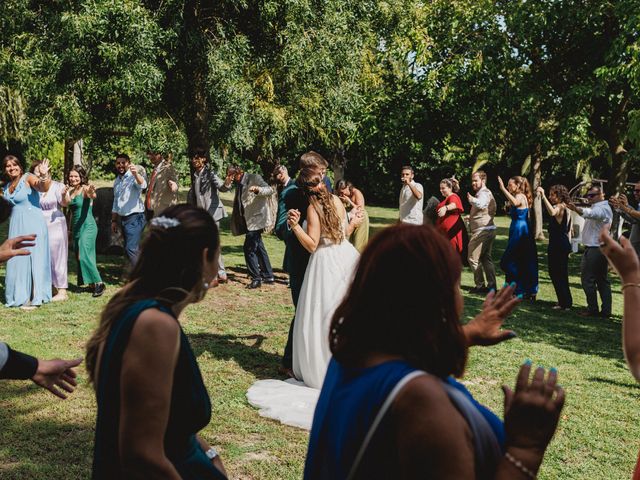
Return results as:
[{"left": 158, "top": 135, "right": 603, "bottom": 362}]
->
[
  {"left": 181, "top": 0, "right": 210, "bottom": 159},
  {"left": 530, "top": 146, "right": 545, "bottom": 240},
  {"left": 63, "top": 139, "right": 84, "bottom": 180},
  {"left": 331, "top": 143, "right": 347, "bottom": 182}
]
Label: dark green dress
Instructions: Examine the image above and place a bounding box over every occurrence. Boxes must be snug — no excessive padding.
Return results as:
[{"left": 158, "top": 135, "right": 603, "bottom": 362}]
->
[
  {"left": 92, "top": 299, "right": 226, "bottom": 479},
  {"left": 69, "top": 193, "right": 102, "bottom": 285}
]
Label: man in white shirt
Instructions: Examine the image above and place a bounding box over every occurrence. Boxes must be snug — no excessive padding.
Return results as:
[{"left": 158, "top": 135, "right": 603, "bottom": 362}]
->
[
  {"left": 567, "top": 185, "right": 613, "bottom": 317},
  {"left": 610, "top": 181, "right": 640, "bottom": 257},
  {"left": 399, "top": 166, "right": 423, "bottom": 224},
  {"left": 466, "top": 170, "right": 497, "bottom": 293},
  {"left": 111, "top": 153, "right": 147, "bottom": 265}
]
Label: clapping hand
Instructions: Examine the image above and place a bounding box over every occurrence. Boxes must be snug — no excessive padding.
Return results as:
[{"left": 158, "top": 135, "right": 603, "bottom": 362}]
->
[
  {"left": 502, "top": 363, "right": 565, "bottom": 455},
  {"left": 463, "top": 283, "right": 520, "bottom": 347},
  {"left": 31, "top": 357, "right": 82, "bottom": 399},
  {"left": 0, "top": 234, "right": 36, "bottom": 263},
  {"left": 287, "top": 209, "right": 301, "bottom": 228},
  {"left": 168, "top": 180, "right": 178, "bottom": 193}
]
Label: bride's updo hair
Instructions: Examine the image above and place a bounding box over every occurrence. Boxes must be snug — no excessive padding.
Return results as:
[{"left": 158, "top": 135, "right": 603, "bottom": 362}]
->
[
  {"left": 297, "top": 167, "right": 344, "bottom": 244},
  {"left": 85, "top": 204, "right": 219, "bottom": 384}
]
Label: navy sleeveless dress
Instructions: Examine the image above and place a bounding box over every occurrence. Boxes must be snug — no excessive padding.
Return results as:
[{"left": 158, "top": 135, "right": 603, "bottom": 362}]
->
[
  {"left": 305, "top": 358, "right": 504, "bottom": 480},
  {"left": 92, "top": 299, "right": 226, "bottom": 479},
  {"left": 547, "top": 210, "right": 573, "bottom": 308},
  {"left": 500, "top": 207, "right": 539, "bottom": 297}
]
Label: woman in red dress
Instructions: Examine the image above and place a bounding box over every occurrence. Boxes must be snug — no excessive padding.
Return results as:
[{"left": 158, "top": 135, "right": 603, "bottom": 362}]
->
[{"left": 436, "top": 177, "right": 465, "bottom": 254}]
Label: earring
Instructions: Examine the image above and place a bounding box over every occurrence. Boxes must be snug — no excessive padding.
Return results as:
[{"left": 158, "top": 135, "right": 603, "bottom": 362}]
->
[{"left": 203, "top": 281, "right": 209, "bottom": 290}]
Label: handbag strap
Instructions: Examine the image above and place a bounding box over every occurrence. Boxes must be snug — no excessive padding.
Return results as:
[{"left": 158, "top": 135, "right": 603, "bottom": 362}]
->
[{"left": 346, "top": 370, "right": 425, "bottom": 480}]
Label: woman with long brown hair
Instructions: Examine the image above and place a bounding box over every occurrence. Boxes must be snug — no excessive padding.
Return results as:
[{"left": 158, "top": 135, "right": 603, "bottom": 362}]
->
[
  {"left": 87, "top": 205, "right": 227, "bottom": 479},
  {"left": 247, "top": 167, "right": 361, "bottom": 428},
  {"left": 498, "top": 175, "right": 539, "bottom": 299},
  {"left": 305, "top": 224, "right": 565, "bottom": 479}
]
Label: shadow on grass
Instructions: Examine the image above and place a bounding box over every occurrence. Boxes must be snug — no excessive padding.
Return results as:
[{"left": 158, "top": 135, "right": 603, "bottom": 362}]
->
[
  {"left": 463, "top": 294, "right": 624, "bottom": 361},
  {"left": 189, "top": 332, "right": 285, "bottom": 379}
]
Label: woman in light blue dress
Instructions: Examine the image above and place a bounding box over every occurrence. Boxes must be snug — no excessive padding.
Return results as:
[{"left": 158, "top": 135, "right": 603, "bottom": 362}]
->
[{"left": 2, "top": 155, "right": 53, "bottom": 308}]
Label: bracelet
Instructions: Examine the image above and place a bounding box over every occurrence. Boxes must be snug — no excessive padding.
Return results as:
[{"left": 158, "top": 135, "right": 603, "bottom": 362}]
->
[
  {"left": 622, "top": 283, "right": 640, "bottom": 292},
  {"left": 505, "top": 452, "right": 537, "bottom": 479}
]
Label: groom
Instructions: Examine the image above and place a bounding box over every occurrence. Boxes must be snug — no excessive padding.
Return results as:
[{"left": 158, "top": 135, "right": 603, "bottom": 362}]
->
[{"left": 276, "top": 151, "right": 329, "bottom": 375}]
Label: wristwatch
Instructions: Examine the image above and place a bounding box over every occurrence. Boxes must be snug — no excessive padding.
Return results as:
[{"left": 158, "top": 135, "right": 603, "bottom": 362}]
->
[{"left": 205, "top": 447, "right": 218, "bottom": 460}]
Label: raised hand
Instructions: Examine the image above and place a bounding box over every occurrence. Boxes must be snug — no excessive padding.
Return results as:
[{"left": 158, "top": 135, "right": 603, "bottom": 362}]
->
[
  {"left": 497, "top": 176, "right": 505, "bottom": 190},
  {"left": 87, "top": 184, "right": 97, "bottom": 198},
  {"left": 0, "top": 234, "right": 36, "bottom": 263},
  {"left": 467, "top": 192, "right": 474, "bottom": 202},
  {"left": 463, "top": 283, "right": 520, "bottom": 346},
  {"left": 249, "top": 185, "right": 260, "bottom": 194},
  {"left": 168, "top": 180, "right": 178, "bottom": 192},
  {"left": 502, "top": 363, "right": 565, "bottom": 453},
  {"left": 39, "top": 158, "right": 50, "bottom": 176},
  {"left": 31, "top": 357, "right": 82, "bottom": 399},
  {"left": 536, "top": 186, "right": 545, "bottom": 197},
  {"left": 129, "top": 164, "right": 138, "bottom": 175}
]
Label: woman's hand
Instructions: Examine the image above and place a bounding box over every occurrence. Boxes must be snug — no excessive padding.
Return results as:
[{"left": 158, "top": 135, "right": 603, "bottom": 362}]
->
[
  {"left": 86, "top": 184, "right": 97, "bottom": 198},
  {"left": 463, "top": 283, "right": 520, "bottom": 347},
  {"left": 437, "top": 206, "right": 447, "bottom": 218},
  {"left": 599, "top": 226, "right": 640, "bottom": 283},
  {"left": 287, "top": 209, "right": 301, "bottom": 228},
  {"left": 39, "top": 158, "right": 50, "bottom": 177},
  {"left": 503, "top": 363, "right": 565, "bottom": 454},
  {"left": 536, "top": 186, "right": 545, "bottom": 197},
  {"left": 497, "top": 176, "right": 505, "bottom": 191}
]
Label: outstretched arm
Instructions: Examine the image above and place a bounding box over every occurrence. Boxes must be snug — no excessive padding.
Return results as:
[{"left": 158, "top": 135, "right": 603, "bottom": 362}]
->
[{"left": 290, "top": 204, "right": 321, "bottom": 253}]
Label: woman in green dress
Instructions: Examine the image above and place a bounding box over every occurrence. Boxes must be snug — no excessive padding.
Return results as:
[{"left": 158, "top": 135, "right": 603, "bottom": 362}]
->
[{"left": 65, "top": 167, "right": 105, "bottom": 297}]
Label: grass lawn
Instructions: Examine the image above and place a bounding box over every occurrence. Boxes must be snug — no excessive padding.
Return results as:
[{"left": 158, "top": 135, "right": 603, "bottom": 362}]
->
[{"left": 0, "top": 192, "right": 637, "bottom": 479}]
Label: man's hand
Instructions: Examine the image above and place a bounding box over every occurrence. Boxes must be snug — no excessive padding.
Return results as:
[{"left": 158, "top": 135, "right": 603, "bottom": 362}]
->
[
  {"left": 129, "top": 164, "right": 138, "bottom": 175},
  {"left": 31, "top": 357, "right": 82, "bottom": 399},
  {"left": 0, "top": 235, "right": 36, "bottom": 263},
  {"left": 168, "top": 180, "right": 178, "bottom": 193},
  {"left": 111, "top": 219, "right": 119, "bottom": 234},
  {"left": 249, "top": 186, "right": 260, "bottom": 194}
]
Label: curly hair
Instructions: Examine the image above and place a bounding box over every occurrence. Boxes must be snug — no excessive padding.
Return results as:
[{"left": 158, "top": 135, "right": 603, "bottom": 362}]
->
[
  {"left": 297, "top": 167, "right": 344, "bottom": 244},
  {"left": 549, "top": 184, "right": 570, "bottom": 204}
]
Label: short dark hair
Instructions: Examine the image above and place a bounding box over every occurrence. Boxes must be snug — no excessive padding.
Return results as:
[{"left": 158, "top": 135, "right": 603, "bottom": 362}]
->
[
  {"left": 192, "top": 147, "right": 209, "bottom": 161},
  {"left": 335, "top": 179, "right": 353, "bottom": 192},
  {"left": 330, "top": 223, "right": 467, "bottom": 378},
  {"left": 401, "top": 165, "right": 414, "bottom": 173},
  {"left": 226, "top": 164, "right": 243, "bottom": 176},
  {"left": 472, "top": 170, "right": 487, "bottom": 181},
  {"left": 115, "top": 153, "right": 130, "bottom": 162}
]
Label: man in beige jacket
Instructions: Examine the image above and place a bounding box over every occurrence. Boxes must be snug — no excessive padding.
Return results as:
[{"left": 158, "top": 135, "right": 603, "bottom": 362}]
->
[
  {"left": 145, "top": 150, "right": 178, "bottom": 219},
  {"left": 225, "top": 165, "right": 275, "bottom": 289},
  {"left": 466, "top": 170, "right": 497, "bottom": 294}
]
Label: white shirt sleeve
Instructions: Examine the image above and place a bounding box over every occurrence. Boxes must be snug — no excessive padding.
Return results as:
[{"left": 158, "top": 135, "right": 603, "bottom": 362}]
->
[
  {"left": 471, "top": 190, "right": 490, "bottom": 209},
  {"left": 582, "top": 203, "right": 612, "bottom": 223}
]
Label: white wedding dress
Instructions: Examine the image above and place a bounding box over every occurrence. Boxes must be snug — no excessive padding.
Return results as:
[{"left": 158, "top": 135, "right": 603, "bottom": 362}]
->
[{"left": 247, "top": 201, "right": 359, "bottom": 429}]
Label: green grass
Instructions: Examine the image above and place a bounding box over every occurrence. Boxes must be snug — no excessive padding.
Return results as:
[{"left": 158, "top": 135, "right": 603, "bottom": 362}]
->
[{"left": 0, "top": 193, "right": 637, "bottom": 479}]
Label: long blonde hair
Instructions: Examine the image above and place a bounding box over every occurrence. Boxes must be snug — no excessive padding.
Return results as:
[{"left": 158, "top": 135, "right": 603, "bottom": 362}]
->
[
  {"left": 85, "top": 205, "right": 219, "bottom": 385},
  {"left": 297, "top": 167, "right": 344, "bottom": 244}
]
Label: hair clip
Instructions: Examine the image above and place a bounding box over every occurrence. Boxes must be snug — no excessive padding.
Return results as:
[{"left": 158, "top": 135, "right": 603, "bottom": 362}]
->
[{"left": 150, "top": 216, "right": 180, "bottom": 229}]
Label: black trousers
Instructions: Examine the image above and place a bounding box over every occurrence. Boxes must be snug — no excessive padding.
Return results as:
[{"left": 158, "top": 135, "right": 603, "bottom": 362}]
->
[
  {"left": 243, "top": 230, "right": 274, "bottom": 281},
  {"left": 581, "top": 247, "right": 612, "bottom": 315},
  {"left": 548, "top": 247, "right": 573, "bottom": 308}
]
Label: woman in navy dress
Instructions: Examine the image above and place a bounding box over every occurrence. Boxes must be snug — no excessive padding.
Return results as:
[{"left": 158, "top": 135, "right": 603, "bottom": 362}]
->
[
  {"left": 86, "top": 205, "right": 227, "bottom": 479},
  {"left": 498, "top": 175, "right": 539, "bottom": 299},
  {"left": 305, "top": 224, "right": 565, "bottom": 480},
  {"left": 538, "top": 184, "right": 573, "bottom": 309},
  {"left": 2, "top": 155, "right": 52, "bottom": 308}
]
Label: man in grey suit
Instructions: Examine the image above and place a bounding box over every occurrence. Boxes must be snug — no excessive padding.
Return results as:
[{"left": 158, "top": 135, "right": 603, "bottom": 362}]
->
[
  {"left": 225, "top": 165, "right": 275, "bottom": 289},
  {"left": 187, "top": 148, "right": 229, "bottom": 282}
]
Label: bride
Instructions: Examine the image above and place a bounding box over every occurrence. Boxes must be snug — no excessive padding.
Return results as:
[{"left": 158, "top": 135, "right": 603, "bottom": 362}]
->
[{"left": 247, "top": 167, "right": 362, "bottom": 428}]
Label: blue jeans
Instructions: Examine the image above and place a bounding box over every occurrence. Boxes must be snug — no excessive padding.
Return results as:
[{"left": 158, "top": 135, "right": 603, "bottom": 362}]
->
[
  {"left": 243, "top": 229, "right": 273, "bottom": 281},
  {"left": 120, "top": 212, "right": 146, "bottom": 265}
]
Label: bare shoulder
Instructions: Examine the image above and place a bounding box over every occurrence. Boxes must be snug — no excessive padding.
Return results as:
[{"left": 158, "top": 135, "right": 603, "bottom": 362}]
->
[{"left": 130, "top": 308, "right": 180, "bottom": 346}]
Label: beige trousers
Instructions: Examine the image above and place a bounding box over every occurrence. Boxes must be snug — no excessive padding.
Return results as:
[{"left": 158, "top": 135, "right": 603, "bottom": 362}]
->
[{"left": 467, "top": 228, "right": 497, "bottom": 288}]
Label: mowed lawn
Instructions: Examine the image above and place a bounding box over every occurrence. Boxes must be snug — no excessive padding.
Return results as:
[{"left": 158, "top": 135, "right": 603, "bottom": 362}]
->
[{"left": 0, "top": 192, "right": 637, "bottom": 479}]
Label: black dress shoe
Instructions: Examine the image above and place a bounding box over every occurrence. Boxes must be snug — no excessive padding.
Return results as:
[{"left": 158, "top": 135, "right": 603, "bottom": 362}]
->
[
  {"left": 262, "top": 277, "right": 275, "bottom": 284},
  {"left": 247, "top": 279, "right": 262, "bottom": 289},
  {"left": 92, "top": 283, "right": 106, "bottom": 297}
]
